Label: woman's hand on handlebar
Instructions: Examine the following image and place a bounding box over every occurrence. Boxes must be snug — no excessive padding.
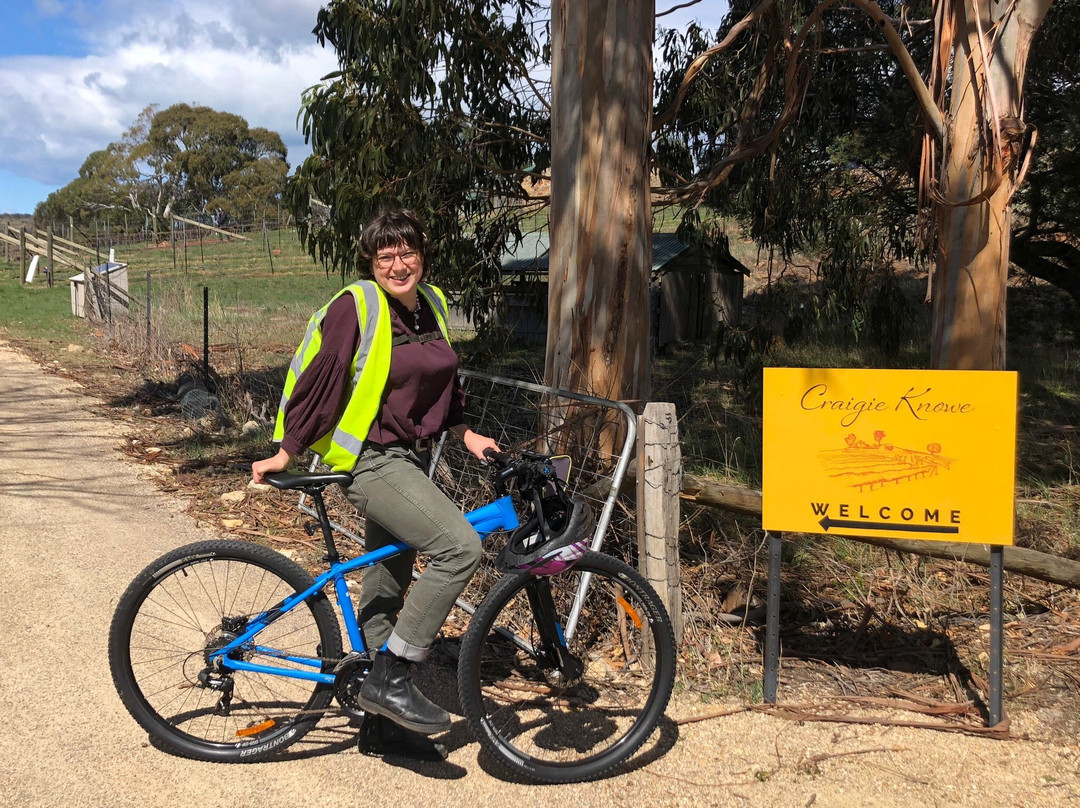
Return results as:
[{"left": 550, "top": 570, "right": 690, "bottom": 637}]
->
[
  {"left": 251, "top": 447, "right": 292, "bottom": 485},
  {"left": 450, "top": 425, "right": 500, "bottom": 462}
]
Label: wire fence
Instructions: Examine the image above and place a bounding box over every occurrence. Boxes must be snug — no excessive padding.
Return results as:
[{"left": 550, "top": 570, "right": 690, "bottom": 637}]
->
[
  {"left": 38, "top": 207, "right": 295, "bottom": 252},
  {"left": 296, "top": 371, "right": 642, "bottom": 616}
]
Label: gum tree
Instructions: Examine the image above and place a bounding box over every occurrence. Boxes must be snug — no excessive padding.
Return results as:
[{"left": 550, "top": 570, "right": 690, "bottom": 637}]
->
[
  {"left": 292, "top": 0, "right": 1060, "bottom": 400},
  {"left": 656, "top": 0, "right": 1056, "bottom": 370},
  {"left": 546, "top": 0, "right": 655, "bottom": 402}
]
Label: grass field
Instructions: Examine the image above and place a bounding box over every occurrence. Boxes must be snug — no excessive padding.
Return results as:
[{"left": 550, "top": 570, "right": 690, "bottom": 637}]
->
[{"left": 1, "top": 228, "right": 343, "bottom": 368}]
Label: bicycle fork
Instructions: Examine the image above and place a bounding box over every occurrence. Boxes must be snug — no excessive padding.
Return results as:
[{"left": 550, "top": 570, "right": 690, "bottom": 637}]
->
[{"left": 524, "top": 578, "right": 584, "bottom": 685}]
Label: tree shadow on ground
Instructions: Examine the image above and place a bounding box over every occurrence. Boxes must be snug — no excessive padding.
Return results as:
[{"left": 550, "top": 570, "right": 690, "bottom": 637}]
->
[{"left": 757, "top": 598, "right": 996, "bottom": 723}]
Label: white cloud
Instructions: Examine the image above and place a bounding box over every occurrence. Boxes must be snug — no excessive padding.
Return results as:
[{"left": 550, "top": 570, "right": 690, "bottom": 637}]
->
[
  {"left": 3, "top": 0, "right": 729, "bottom": 210},
  {"left": 0, "top": 0, "right": 336, "bottom": 199},
  {"left": 34, "top": 0, "right": 66, "bottom": 16}
]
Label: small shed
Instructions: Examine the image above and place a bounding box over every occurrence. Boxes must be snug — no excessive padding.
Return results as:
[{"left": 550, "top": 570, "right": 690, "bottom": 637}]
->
[
  {"left": 651, "top": 232, "right": 748, "bottom": 349},
  {"left": 69, "top": 261, "right": 129, "bottom": 319},
  {"left": 478, "top": 232, "right": 748, "bottom": 350},
  {"left": 444, "top": 231, "right": 549, "bottom": 337}
]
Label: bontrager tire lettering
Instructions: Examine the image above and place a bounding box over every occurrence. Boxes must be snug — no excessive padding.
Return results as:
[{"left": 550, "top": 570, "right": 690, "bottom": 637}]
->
[{"left": 237, "top": 728, "right": 298, "bottom": 757}]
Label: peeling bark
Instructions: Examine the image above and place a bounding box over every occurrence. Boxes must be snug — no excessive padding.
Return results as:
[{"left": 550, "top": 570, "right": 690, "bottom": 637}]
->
[
  {"left": 547, "top": 0, "right": 654, "bottom": 406},
  {"left": 928, "top": 0, "right": 1053, "bottom": 369}
]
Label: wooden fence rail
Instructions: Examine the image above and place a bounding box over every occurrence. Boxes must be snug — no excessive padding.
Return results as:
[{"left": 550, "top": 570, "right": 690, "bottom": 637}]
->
[{"left": 622, "top": 463, "right": 1080, "bottom": 590}]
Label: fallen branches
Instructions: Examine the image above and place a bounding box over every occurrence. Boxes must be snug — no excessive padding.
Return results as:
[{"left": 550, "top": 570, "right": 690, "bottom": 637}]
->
[
  {"left": 767, "top": 705, "right": 1011, "bottom": 738},
  {"left": 674, "top": 700, "right": 1009, "bottom": 738}
]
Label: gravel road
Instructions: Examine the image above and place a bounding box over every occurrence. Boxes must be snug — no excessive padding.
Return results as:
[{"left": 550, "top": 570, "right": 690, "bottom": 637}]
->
[{"left": 1, "top": 339, "right": 1077, "bottom": 808}]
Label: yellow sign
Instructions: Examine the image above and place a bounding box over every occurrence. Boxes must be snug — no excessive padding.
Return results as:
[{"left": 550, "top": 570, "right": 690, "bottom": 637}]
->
[{"left": 763, "top": 368, "right": 1017, "bottom": 544}]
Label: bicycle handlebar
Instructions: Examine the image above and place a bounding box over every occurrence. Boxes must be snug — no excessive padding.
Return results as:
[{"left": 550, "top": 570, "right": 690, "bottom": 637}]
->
[{"left": 483, "top": 449, "right": 564, "bottom": 497}]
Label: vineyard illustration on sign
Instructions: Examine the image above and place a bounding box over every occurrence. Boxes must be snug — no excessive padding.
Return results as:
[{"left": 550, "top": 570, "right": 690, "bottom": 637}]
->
[{"left": 819, "top": 431, "right": 954, "bottom": 492}]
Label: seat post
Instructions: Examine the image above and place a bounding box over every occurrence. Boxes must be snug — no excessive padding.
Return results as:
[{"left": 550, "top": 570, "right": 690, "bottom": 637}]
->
[{"left": 308, "top": 488, "right": 341, "bottom": 563}]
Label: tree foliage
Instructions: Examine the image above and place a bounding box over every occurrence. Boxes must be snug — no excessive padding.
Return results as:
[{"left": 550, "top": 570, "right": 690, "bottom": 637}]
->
[
  {"left": 658, "top": 0, "right": 1070, "bottom": 367},
  {"left": 292, "top": 0, "right": 1072, "bottom": 355},
  {"left": 36, "top": 104, "right": 289, "bottom": 225},
  {"left": 654, "top": 0, "right": 932, "bottom": 355},
  {"left": 1008, "top": 0, "right": 1080, "bottom": 306},
  {"left": 288, "top": 0, "right": 550, "bottom": 319}
]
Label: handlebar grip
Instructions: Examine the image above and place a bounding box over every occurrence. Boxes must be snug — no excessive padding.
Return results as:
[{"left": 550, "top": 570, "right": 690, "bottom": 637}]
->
[{"left": 483, "top": 448, "right": 513, "bottom": 465}]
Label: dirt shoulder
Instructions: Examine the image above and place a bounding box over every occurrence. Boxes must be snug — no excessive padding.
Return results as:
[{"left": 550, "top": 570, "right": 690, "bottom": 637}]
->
[{"left": 2, "top": 338, "right": 1078, "bottom": 808}]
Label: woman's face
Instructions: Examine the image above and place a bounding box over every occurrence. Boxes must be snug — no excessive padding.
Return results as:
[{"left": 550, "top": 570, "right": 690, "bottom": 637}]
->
[{"left": 371, "top": 241, "right": 423, "bottom": 302}]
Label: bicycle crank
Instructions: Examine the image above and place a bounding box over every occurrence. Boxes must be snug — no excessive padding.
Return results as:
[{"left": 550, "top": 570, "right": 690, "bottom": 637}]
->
[{"left": 333, "top": 652, "right": 374, "bottom": 721}]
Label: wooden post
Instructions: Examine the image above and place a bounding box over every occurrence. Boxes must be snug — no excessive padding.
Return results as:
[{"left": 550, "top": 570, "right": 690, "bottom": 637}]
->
[
  {"left": 636, "top": 402, "right": 683, "bottom": 644},
  {"left": 263, "top": 214, "right": 275, "bottom": 274},
  {"left": 145, "top": 270, "right": 152, "bottom": 355},
  {"left": 47, "top": 226, "right": 55, "bottom": 288},
  {"left": 19, "top": 227, "right": 27, "bottom": 285}
]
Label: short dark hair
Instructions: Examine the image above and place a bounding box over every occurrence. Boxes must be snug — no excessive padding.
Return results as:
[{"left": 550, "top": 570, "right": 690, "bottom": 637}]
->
[{"left": 359, "top": 209, "right": 427, "bottom": 267}]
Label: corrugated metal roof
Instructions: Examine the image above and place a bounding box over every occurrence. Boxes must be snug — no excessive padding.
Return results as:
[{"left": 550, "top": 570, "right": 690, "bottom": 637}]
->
[
  {"left": 500, "top": 231, "right": 689, "bottom": 275},
  {"left": 499, "top": 231, "right": 549, "bottom": 274},
  {"left": 652, "top": 233, "right": 690, "bottom": 270},
  {"left": 90, "top": 261, "right": 127, "bottom": 275}
]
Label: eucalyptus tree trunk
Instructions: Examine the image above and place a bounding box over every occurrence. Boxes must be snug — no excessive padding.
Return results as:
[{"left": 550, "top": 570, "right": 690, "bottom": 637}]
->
[
  {"left": 546, "top": 0, "right": 655, "bottom": 404},
  {"left": 930, "top": 0, "right": 1053, "bottom": 369}
]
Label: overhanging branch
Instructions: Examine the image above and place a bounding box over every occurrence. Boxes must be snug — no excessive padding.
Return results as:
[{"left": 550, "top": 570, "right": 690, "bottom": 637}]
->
[
  {"left": 658, "top": 0, "right": 946, "bottom": 204},
  {"left": 653, "top": 0, "right": 777, "bottom": 132}
]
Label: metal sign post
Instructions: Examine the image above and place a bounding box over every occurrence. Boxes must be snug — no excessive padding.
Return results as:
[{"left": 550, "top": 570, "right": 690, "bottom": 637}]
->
[
  {"left": 989, "top": 545, "right": 1004, "bottom": 725},
  {"left": 763, "top": 531, "right": 782, "bottom": 704}
]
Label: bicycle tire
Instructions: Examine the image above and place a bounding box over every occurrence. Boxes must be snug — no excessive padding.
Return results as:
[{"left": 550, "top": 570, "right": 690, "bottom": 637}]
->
[
  {"left": 458, "top": 551, "right": 676, "bottom": 783},
  {"left": 108, "top": 540, "right": 343, "bottom": 762}
]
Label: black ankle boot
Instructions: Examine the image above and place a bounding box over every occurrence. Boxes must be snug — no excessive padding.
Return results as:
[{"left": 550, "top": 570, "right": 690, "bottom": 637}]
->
[
  {"left": 357, "top": 651, "right": 451, "bottom": 735},
  {"left": 358, "top": 714, "right": 448, "bottom": 761}
]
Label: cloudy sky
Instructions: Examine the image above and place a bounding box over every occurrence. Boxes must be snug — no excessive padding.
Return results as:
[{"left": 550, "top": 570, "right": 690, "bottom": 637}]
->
[{"left": 0, "top": 1, "right": 727, "bottom": 215}]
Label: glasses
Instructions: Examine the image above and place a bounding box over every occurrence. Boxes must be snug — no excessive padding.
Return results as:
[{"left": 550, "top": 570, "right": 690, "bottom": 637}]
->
[{"left": 375, "top": 249, "right": 420, "bottom": 269}]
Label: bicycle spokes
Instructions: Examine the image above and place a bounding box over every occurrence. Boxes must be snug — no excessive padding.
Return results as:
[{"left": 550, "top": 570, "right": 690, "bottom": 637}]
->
[{"left": 458, "top": 552, "right": 676, "bottom": 783}]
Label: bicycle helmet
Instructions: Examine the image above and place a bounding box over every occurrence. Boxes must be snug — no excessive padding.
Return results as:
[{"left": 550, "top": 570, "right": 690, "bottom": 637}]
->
[{"left": 495, "top": 495, "right": 595, "bottom": 575}]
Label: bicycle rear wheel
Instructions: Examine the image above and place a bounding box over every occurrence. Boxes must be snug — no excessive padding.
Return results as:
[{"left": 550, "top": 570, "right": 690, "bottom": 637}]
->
[
  {"left": 109, "top": 540, "right": 343, "bottom": 762},
  {"left": 458, "top": 551, "right": 676, "bottom": 783}
]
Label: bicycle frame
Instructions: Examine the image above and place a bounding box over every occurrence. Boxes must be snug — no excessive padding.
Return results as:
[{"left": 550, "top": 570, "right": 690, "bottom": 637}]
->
[{"left": 207, "top": 495, "right": 520, "bottom": 685}]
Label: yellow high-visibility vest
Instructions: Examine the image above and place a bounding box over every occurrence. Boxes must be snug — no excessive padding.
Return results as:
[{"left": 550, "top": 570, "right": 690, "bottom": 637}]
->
[{"left": 273, "top": 280, "right": 451, "bottom": 472}]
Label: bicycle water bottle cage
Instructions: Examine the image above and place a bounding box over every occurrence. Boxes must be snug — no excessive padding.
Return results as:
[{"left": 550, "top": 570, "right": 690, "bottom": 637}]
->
[{"left": 495, "top": 495, "right": 595, "bottom": 575}]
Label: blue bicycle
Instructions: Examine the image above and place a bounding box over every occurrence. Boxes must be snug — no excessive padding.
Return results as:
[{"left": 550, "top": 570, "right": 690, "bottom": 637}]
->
[{"left": 109, "top": 451, "right": 676, "bottom": 783}]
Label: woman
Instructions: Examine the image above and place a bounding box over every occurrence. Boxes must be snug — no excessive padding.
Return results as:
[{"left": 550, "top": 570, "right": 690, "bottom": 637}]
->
[{"left": 252, "top": 209, "right": 498, "bottom": 753}]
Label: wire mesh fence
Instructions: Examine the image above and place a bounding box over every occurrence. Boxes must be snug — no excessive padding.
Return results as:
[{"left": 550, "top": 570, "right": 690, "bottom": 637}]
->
[{"left": 296, "top": 370, "right": 642, "bottom": 621}]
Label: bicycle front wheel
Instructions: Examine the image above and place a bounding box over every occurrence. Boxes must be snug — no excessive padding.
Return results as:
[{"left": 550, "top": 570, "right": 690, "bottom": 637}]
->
[
  {"left": 109, "top": 540, "right": 343, "bottom": 762},
  {"left": 458, "top": 551, "right": 676, "bottom": 783}
]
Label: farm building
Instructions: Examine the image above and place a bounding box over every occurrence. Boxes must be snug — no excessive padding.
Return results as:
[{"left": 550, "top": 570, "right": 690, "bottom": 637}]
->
[{"left": 448, "top": 231, "right": 748, "bottom": 349}]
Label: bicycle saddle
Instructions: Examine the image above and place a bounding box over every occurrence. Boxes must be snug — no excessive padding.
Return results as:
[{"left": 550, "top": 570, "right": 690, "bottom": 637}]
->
[{"left": 263, "top": 471, "right": 354, "bottom": 491}]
